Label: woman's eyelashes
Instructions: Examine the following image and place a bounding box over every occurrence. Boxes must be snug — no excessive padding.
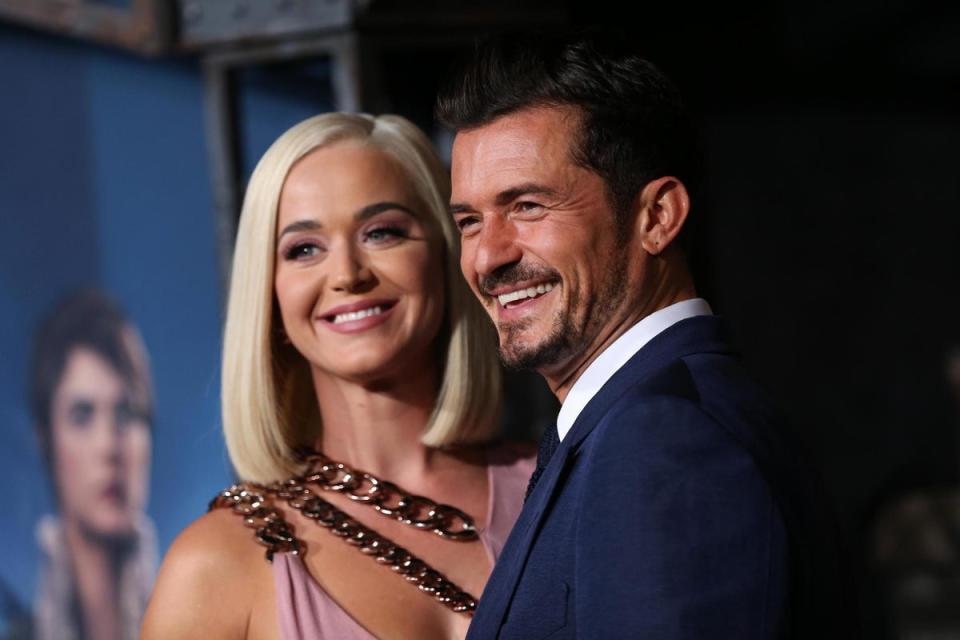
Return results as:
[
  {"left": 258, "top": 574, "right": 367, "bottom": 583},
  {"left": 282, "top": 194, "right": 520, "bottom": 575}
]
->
[
  {"left": 363, "top": 224, "right": 410, "bottom": 245},
  {"left": 282, "top": 239, "right": 324, "bottom": 261},
  {"left": 279, "top": 224, "right": 414, "bottom": 262}
]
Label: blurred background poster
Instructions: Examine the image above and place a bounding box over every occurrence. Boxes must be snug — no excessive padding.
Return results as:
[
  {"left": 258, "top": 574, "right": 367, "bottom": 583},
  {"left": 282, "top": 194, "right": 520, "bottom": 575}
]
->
[
  {"left": 1, "top": 1, "right": 960, "bottom": 638},
  {"left": 0, "top": 4, "right": 234, "bottom": 636}
]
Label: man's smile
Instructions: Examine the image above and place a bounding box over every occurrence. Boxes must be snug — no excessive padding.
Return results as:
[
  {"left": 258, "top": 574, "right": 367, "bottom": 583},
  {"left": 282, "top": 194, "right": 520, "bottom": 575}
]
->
[{"left": 495, "top": 281, "right": 557, "bottom": 308}]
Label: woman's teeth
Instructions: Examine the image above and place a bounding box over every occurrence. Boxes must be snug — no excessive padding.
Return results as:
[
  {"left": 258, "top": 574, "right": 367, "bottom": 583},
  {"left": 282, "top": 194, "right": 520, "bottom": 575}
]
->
[
  {"left": 497, "top": 282, "right": 555, "bottom": 307},
  {"left": 332, "top": 306, "right": 383, "bottom": 324}
]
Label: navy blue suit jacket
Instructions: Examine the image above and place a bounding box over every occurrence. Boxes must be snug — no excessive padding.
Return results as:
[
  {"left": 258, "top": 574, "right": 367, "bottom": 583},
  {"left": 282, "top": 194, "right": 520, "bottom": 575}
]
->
[{"left": 467, "top": 316, "right": 851, "bottom": 639}]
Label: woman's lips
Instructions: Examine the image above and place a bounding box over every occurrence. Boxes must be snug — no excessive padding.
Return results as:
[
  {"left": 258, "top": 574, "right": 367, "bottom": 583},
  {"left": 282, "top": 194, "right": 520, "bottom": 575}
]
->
[
  {"left": 101, "top": 481, "right": 126, "bottom": 506},
  {"left": 318, "top": 300, "right": 397, "bottom": 334}
]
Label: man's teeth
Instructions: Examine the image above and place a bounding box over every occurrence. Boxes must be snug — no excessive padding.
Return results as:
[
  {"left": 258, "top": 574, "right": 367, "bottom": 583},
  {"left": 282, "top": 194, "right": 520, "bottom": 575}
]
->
[
  {"left": 332, "top": 306, "right": 383, "bottom": 324},
  {"left": 497, "top": 282, "right": 555, "bottom": 306}
]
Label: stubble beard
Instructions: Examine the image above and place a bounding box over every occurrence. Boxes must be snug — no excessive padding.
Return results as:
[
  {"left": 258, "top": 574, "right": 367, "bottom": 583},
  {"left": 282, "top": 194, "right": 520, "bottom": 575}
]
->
[
  {"left": 497, "top": 307, "right": 575, "bottom": 371},
  {"left": 496, "top": 256, "right": 629, "bottom": 372}
]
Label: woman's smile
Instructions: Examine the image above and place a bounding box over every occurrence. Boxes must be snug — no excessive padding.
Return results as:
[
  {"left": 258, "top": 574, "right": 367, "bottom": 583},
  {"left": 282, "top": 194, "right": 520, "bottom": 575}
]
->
[
  {"left": 273, "top": 141, "right": 445, "bottom": 383},
  {"left": 317, "top": 298, "right": 398, "bottom": 334}
]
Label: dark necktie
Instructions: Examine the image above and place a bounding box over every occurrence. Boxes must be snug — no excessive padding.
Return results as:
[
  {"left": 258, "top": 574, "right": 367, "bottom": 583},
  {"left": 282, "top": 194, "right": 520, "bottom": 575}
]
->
[{"left": 525, "top": 423, "right": 560, "bottom": 501}]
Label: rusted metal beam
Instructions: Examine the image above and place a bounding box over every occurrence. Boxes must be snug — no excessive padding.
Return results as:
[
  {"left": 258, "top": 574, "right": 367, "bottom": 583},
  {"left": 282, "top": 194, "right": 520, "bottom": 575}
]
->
[{"left": 0, "top": 0, "right": 173, "bottom": 55}]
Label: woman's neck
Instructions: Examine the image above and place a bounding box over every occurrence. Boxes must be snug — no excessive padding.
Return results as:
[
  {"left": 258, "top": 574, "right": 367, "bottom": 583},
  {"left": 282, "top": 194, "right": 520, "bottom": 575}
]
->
[
  {"left": 63, "top": 518, "right": 125, "bottom": 640},
  {"left": 311, "top": 358, "right": 442, "bottom": 486}
]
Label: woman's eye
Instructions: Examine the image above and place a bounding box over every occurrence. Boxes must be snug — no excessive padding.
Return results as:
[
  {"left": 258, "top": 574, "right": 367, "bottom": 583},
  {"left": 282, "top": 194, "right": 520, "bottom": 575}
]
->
[
  {"left": 364, "top": 226, "right": 407, "bottom": 244},
  {"left": 114, "top": 399, "right": 137, "bottom": 428},
  {"left": 283, "top": 242, "right": 322, "bottom": 261},
  {"left": 67, "top": 400, "right": 94, "bottom": 427}
]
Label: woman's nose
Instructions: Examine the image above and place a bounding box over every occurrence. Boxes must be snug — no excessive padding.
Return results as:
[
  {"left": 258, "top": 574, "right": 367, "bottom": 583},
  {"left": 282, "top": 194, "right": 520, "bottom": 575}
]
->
[
  {"left": 89, "top": 406, "right": 124, "bottom": 460},
  {"left": 329, "top": 245, "right": 374, "bottom": 292}
]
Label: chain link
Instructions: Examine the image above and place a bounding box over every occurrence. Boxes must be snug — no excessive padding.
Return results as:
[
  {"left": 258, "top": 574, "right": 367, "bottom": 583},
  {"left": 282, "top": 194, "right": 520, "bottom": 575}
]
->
[
  {"left": 209, "top": 485, "right": 301, "bottom": 561},
  {"left": 298, "top": 451, "right": 479, "bottom": 541},
  {"left": 209, "top": 452, "right": 481, "bottom": 616}
]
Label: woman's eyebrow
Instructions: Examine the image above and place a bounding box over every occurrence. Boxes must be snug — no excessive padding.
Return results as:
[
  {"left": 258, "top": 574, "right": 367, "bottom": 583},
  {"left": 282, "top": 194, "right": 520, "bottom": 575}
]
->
[
  {"left": 277, "top": 219, "right": 322, "bottom": 243},
  {"left": 355, "top": 201, "right": 417, "bottom": 220},
  {"left": 277, "top": 202, "right": 416, "bottom": 245}
]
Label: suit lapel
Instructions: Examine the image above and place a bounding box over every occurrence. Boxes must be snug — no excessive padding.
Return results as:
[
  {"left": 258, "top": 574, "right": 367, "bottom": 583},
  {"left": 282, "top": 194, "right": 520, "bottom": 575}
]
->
[
  {"left": 472, "top": 433, "right": 575, "bottom": 633},
  {"left": 563, "top": 315, "right": 734, "bottom": 450},
  {"left": 474, "top": 316, "right": 736, "bottom": 633}
]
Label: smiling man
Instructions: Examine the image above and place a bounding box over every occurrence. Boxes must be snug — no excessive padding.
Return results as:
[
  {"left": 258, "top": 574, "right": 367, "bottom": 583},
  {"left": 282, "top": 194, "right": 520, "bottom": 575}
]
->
[{"left": 438, "top": 31, "right": 851, "bottom": 639}]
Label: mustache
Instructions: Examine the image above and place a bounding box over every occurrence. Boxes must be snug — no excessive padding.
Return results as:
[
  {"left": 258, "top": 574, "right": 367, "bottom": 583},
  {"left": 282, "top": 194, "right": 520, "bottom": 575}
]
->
[{"left": 478, "top": 264, "right": 560, "bottom": 296}]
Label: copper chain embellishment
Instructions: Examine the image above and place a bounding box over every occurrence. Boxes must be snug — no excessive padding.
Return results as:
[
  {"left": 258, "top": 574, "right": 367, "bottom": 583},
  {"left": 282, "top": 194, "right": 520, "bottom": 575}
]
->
[
  {"left": 300, "top": 450, "right": 478, "bottom": 541},
  {"left": 209, "top": 451, "right": 479, "bottom": 616}
]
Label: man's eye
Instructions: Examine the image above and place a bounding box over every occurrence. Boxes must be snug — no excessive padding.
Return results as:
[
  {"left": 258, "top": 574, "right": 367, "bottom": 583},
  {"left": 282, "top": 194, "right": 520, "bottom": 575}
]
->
[
  {"left": 516, "top": 201, "right": 543, "bottom": 213},
  {"left": 455, "top": 216, "right": 480, "bottom": 234}
]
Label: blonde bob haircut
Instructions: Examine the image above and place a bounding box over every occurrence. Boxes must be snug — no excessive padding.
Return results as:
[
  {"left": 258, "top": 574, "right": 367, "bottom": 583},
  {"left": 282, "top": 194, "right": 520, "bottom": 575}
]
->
[{"left": 222, "top": 112, "right": 502, "bottom": 483}]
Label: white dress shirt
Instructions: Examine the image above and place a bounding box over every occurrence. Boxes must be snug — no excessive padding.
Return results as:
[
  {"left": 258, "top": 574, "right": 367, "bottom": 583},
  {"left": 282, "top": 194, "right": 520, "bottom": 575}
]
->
[{"left": 556, "top": 298, "right": 713, "bottom": 441}]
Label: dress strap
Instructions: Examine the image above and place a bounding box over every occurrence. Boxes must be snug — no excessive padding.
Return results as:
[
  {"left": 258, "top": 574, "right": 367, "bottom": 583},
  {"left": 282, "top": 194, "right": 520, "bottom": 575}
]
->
[
  {"left": 208, "top": 478, "right": 478, "bottom": 616},
  {"left": 209, "top": 483, "right": 303, "bottom": 561}
]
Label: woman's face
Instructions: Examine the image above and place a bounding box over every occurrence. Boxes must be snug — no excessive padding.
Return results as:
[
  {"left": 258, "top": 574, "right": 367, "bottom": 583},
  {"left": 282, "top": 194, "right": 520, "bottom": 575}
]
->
[
  {"left": 273, "top": 141, "right": 446, "bottom": 385},
  {"left": 49, "top": 347, "right": 151, "bottom": 539}
]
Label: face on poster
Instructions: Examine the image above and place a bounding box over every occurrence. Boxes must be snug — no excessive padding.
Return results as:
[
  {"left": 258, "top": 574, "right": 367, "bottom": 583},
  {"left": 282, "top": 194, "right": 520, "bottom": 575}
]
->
[
  {"left": 26, "top": 290, "right": 157, "bottom": 640},
  {"left": 0, "top": 36, "right": 231, "bottom": 640}
]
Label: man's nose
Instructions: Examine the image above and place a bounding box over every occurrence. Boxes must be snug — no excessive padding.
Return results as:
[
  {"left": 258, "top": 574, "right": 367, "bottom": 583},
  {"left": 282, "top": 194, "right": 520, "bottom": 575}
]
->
[{"left": 473, "top": 215, "right": 522, "bottom": 277}]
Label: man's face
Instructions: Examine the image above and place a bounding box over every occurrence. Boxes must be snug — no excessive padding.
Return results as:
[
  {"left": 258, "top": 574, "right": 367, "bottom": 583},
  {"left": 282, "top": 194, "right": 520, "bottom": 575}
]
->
[{"left": 450, "top": 105, "right": 633, "bottom": 374}]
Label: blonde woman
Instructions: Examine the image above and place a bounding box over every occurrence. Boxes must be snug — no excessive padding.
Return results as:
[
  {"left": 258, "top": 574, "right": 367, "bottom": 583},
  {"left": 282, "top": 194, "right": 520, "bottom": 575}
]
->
[{"left": 142, "top": 113, "right": 534, "bottom": 640}]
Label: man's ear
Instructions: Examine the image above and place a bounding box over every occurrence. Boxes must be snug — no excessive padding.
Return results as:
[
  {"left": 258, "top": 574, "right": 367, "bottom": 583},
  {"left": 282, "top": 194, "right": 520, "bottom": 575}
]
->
[{"left": 634, "top": 177, "right": 690, "bottom": 256}]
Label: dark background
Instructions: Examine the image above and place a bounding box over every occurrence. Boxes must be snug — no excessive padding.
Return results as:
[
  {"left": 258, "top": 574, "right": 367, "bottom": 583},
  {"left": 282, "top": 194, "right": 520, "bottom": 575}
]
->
[
  {"left": 2, "top": 1, "right": 959, "bottom": 637},
  {"left": 597, "top": 4, "right": 960, "bottom": 636}
]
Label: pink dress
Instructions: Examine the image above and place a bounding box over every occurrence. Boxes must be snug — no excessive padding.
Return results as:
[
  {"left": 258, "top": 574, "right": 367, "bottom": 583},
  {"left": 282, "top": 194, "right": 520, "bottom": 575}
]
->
[{"left": 273, "top": 445, "right": 535, "bottom": 639}]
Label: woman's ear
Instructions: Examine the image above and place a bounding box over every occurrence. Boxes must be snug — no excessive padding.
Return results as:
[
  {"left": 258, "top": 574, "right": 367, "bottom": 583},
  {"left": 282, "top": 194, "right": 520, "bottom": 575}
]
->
[{"left": 634, "top": 176, "right": 690, "bottom": 256}]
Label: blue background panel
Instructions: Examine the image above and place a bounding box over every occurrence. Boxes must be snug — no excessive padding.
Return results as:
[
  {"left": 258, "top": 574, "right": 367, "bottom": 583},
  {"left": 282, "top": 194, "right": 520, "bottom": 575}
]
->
[{"left": 0, "top": 22, "right": 335, "bottom": 616}]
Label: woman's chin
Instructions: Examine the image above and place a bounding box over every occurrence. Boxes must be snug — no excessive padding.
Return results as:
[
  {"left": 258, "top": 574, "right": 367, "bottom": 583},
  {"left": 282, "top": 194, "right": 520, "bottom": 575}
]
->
[
  {"left": 80, "top": 514, "right": 139, "bottom": 543},
  {"left": 314, "top": 351, "right": 408, "bottom": 383}
]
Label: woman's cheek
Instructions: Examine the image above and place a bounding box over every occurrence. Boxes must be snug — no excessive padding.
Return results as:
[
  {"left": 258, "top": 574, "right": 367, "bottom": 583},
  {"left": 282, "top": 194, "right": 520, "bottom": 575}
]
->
[
  {"left": 124, "top": 424, "right": 151, "bottom": 512},
  {"left": 52, "top": 423, "right": 92, "bottom": 515}
]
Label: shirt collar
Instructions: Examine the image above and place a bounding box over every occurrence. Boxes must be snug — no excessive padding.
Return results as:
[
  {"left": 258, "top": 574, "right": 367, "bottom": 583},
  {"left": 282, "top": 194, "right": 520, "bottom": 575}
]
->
[{"left": 556, "top": 298, "right": 713, "bottom": 441}]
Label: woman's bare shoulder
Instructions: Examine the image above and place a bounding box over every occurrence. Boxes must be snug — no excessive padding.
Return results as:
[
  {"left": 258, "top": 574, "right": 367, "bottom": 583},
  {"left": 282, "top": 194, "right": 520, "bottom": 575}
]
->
[
  {"left": 164, "top": 506, "right": 268, "bottom": 576},
  {"left": 142, "top": 507, "right": 272, "bottom": 639}
]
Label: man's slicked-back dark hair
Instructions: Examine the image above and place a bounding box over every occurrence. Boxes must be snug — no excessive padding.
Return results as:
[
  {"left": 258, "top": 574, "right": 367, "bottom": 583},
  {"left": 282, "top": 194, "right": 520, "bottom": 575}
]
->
[{"left": 435, "top": 29, "right": 701, "bottom": 228}]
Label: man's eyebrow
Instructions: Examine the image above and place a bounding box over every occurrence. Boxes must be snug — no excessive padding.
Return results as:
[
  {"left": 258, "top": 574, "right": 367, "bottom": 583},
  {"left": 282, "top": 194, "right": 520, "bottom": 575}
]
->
[
  {"left": 449, "top": 203, "right": 474, "bottom": 215},
  {"left": 277, "top": 202, "right": 416, "bottom": 244},
  {"left": 494, "top": 184, "right": 558, "bottom": 206},
  {"left": 449, "top": 184, "right": 558, "bottom": 216}
]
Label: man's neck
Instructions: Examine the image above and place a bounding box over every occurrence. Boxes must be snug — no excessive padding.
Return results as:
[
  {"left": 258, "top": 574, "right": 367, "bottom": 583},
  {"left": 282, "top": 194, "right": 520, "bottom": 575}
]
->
[{"left": 543, "top": 280, "right": 697, "bottom": 404}]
